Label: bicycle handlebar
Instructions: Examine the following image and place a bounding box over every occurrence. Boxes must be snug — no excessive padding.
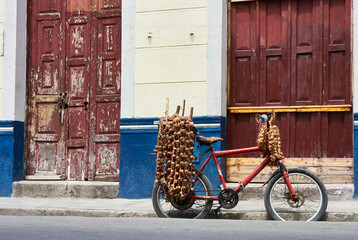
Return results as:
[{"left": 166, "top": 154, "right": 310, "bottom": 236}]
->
[{"left": 257, "top": 114, "right": 269, "bottom": 123}]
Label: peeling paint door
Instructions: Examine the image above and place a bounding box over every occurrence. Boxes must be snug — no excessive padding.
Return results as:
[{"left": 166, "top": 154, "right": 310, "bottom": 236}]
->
[
  {"left": 64, "top": 1, "right": 91, "bottom": 180},
  {"left": 26, "top": 0, "right": 121, "bottom": 181},
  {"left": 26, "top": 0, "right": 66, "bottom": 179},
  {"left": 88, "top": 3, "right": 121, "bottom": 181}
]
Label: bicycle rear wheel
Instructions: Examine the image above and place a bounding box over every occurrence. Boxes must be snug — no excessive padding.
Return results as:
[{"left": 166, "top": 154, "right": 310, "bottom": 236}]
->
[
  {"left": 152, "top": 172, "right": 213, "bottom": 219},
  {"left": 264, "top": 168, "right": 327, "bottom": 221}
]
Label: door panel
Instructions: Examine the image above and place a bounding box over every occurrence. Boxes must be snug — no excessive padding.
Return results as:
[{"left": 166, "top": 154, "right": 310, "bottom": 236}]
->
[
  {"left": 27, "top": 0, "right": 65, "bottom": 178},
  {"left": 26, "top": 0, "right": 121, "bottom": 180},
  {"left": 67, "top": 147, "right": 87, "bottom": 180},
  {"left": 291, "top": 0, "right": 321, "bottom": 106},
  {"left": 323, "top": 0, "right": 351, "bottom": 105},
  {"left": 229, "top": 1, "right": 257, "bottom": 107},
  {"left": 65, "top": 2, "right": 91, "bottom": 180},
  {"left": 259, "top": 0, "right": 289, "bottom": 106},
  {"left": 89, "top": 11, "right": 121, "bottom": 180}
]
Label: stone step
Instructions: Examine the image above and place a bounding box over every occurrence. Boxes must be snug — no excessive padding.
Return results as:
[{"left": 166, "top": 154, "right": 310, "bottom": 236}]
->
[
  {"left": 13, "top": 181, "right": 119, "bottom": 198},
  {"left": 227, "top": 183, "right": 355, "bottom": 201}
]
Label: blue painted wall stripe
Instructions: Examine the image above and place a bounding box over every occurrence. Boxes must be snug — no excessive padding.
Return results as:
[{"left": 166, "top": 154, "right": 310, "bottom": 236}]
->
[
  {"left": 13, "top": 121, "right": 24, "bottom": 182},
  {"left": 354, "top": 113, "right": 358, "bottom": 198},
  {"left": 0, "top": 121, "right": 24, "bottom": 196}
]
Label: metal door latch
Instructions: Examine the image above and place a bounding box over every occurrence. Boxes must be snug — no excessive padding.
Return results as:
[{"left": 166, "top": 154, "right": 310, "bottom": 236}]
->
[{"left": 58, "top": 92, "right": 68, "bottom": 125}]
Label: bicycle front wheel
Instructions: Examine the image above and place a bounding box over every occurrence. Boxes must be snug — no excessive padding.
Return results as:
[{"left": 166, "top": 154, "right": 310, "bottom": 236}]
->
[
  {"left": 264, "top": 168, "right": 328, "bottom": 221},
  {"left": 152, "top": 172, "right": 213, "bottom": 219}
]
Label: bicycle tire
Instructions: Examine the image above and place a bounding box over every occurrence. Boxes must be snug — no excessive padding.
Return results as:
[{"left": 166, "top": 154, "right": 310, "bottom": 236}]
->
[
  {"left": 264, "top": 168, "right": 328, "bottom": 221},
  {"left": 152, "top": 172, "right": 213, "bottom": 219}
]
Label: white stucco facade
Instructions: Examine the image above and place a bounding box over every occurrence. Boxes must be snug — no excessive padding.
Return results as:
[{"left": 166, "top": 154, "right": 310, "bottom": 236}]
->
[
  {"left": 353, "top": 0, "right": 358, "bottom": 114},
  {"left": 121, "top": 0, "right": 227, "bottom": 118},
  {"left": 207, "top": 0, "right": 227, "bottom": 117},
  {"left": 121, "top": 0, "right": 135, "bottom": 118},
  {"left": 2, "top": 0, "right": 26, "bottom": 122},
  {"left": 0, "top": 0, "right": 5, "bottom": 119},
  {"left": 134, "top": 0, "right": 209, "bottom": 117}
]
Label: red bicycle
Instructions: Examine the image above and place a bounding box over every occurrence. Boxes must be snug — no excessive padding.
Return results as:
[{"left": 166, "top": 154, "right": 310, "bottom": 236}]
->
[{"left": 152, "top": 114, "right": 328, "bottom": 221}]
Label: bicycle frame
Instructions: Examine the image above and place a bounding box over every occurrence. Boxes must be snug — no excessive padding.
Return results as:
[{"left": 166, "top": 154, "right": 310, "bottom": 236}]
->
[{"left": 189, "top": 145, "right": 296, "bottom": 201}]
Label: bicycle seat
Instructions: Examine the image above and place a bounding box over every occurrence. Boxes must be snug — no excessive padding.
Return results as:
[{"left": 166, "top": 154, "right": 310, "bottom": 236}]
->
[{"left": 196, "top": 136, "right": 223, "bottom": 146}]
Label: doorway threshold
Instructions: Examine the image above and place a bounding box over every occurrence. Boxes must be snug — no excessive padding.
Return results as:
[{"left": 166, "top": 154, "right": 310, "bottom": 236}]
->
[{"left": 12, "top": 181, "right": 119, "bottom": 198}]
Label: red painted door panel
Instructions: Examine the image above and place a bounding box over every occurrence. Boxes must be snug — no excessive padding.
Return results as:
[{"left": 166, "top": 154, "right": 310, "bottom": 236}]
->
[
  {"left": 26, "top": 0, "right": 121, "bottom": 180},
  {"left": 89, "top": 9, "right": 121, "bottom": 180},
  {"left": 228, "top": 0, "right": 352, "bottom": 159},
  {"left": 27, "top": 0, "right": 65, "bottom": 178},
  {"left": 229, "top": 1, "right": 258, "bottom": 108},
  {"left": 65, "top": 2, "right": 91, "bottom": 180},
  {"left": 259, "top": 0, "right": 289, "bottom": 106}
]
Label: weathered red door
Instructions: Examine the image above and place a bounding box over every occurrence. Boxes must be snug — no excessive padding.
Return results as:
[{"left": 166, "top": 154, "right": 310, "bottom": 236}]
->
[
  {"left": 227, "top": 0, "right": 352, "bottom": 183},
  {"left": 26, "top": 0, "right": 121, "bottom": 181},
  {"left": 26, "top": 0, "right": 66, "bottom": 179},
  {"left": 89, "top": 5, "right": 121, "bottom": 181}
]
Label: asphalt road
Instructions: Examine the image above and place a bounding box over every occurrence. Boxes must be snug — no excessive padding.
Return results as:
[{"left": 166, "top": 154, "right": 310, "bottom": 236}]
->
[{"left": 0, "top": 216, "right": 357, "bottom": 240}]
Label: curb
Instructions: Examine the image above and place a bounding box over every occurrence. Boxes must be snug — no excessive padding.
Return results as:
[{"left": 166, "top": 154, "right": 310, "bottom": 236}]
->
[
  {"left": 0, "top": 208, "right": 157, "bottom": 218},
  {"left": 0, "top": 208, "right": 357, "bottom": 222},
  {"left": 209, "top": 211, "right": 358, "bottom": 222}
]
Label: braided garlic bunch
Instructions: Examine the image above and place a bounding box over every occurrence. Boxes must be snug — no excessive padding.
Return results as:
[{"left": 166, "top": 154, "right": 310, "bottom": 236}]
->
[
  {"left": 257, "top": 123, "right": 269, "bottom": 155},
  {"left": 257, "top": 113, "right": 284, "bottom": 166}
]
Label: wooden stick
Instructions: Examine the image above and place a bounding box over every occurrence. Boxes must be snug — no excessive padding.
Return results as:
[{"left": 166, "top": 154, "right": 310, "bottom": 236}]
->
[
  {"left": 182, "top": 100, "right": 186, "bottom": 116},
  {"left": 190, "top": 107, "right": 194, "bottom": 119},
  {"left": 176, "top": 105, "right": 181, "bottom": 115},
  {"left": 165, "top": 97, "right": 169, "bottom": 117}
]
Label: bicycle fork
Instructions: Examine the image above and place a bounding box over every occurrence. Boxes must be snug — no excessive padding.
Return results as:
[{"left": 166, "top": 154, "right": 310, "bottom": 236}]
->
[{"left": 278, "top": 160, "right": 298, "bottom": 200}]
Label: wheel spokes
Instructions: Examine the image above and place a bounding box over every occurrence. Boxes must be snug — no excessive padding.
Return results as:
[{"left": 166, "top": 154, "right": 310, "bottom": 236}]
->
[
  {"left": 270, "top": 173, "right": 323, "bottom": 221},
  {"left": 156, "top": 177, "right": 210, "bottom": 218}
]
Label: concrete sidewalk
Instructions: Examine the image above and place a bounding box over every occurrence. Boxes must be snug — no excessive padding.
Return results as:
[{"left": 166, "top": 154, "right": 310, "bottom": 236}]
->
[{"left": 0, "top": 197, "right": 357, "bottom": 222}]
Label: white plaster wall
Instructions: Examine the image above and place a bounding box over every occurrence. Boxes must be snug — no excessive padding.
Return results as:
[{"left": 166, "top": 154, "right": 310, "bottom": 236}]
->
[
  {"left": 122, "top": 0, "right": 227, "bottom": 118},
  {"left": 2, "top": 0, "right": 15, "bottom": 120},
  {"left": 135, "top": 0, "right": 207, "bottom": 12},
  {"left": 207, "top": 0, "right": 227, "bottom": 117},
  {"left": 121, "top": 0, "right": 135, "bottom": 118},
  {"left": 353, "top": 0, "right": 358, "bottom": 113},
  {"left": 2, "top": 0, "right": 27, "bottom": 121},
  {"left": 14, "top": 0, "right": 26, "bottom": 122},
  {"left": 0, "top": 0, "right": 5, "bottom": 119},
  {"left": 134, "top": 0, "right": 208, "bottom": 117}
]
